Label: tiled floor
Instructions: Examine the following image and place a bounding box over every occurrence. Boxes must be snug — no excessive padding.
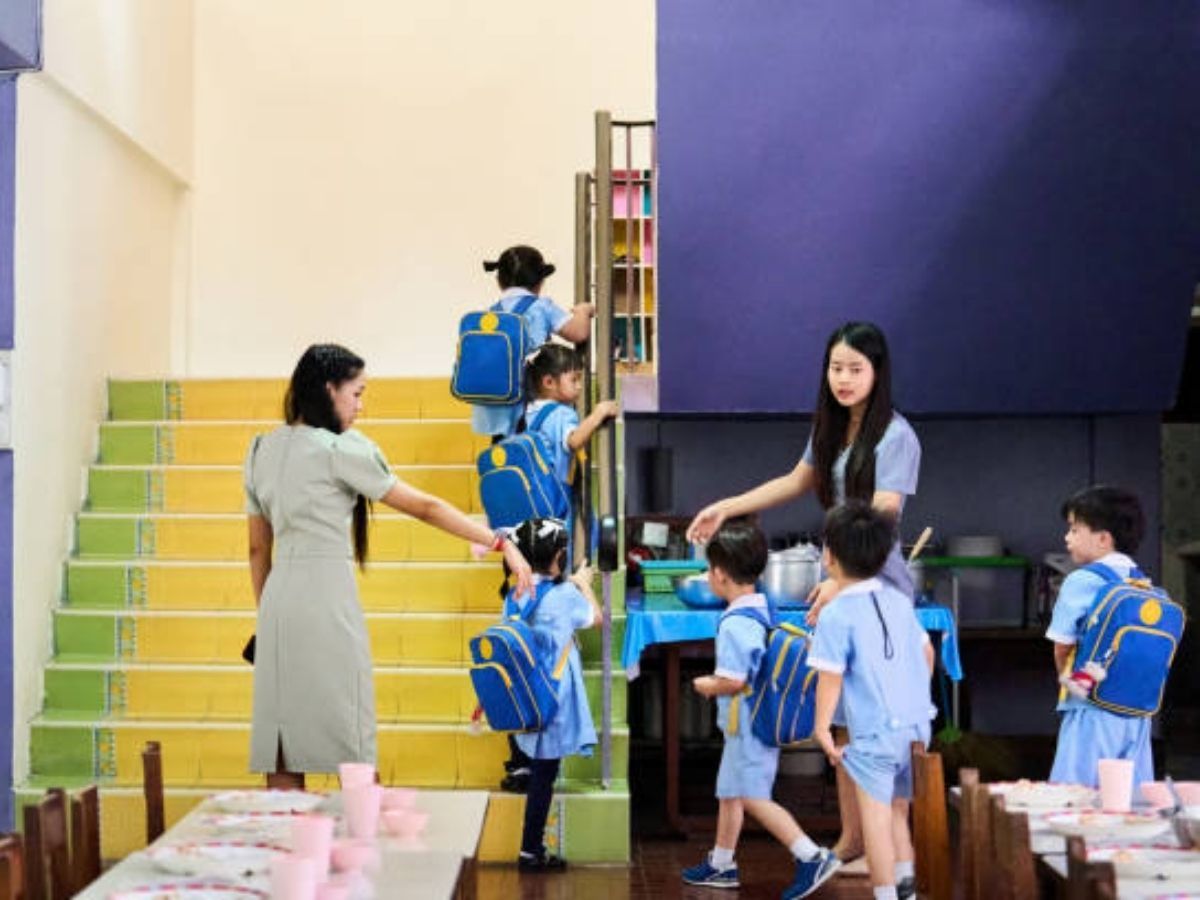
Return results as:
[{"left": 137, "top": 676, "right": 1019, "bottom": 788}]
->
[{"left": 472, "top": 836, "right": 873, "bottom": 899}]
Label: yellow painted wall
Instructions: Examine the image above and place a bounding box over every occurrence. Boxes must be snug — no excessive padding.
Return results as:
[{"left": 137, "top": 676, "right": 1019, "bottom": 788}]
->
[
  {"left": 188, "top": 0, "right": 655, "bottom": 375},
  {"left": 11, "top": 1, "right": 195, "bottom": 781}
]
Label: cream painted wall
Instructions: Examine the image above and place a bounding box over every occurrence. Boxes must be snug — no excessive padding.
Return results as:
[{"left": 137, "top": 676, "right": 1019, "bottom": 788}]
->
[
  {"left": 10, "top": 3, "right": 194, "bottom": 779},
  {"left": 189, "top": 0, "right": 655, "bottom": 376}
]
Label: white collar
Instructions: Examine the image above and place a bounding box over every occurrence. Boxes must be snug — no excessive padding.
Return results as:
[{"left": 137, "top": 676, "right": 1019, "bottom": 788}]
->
[
  {"left": 500, "top": 287, "right": 537, "bottom": 300},
  {"left": 723, "top": 592, "right": 768, "bottom": 615},
  {"left": 835, "top": 577, "right": 884, "bottom": 599},
  {"left": 1095, "top": 552, "right": 1136, "bottom": 571}
]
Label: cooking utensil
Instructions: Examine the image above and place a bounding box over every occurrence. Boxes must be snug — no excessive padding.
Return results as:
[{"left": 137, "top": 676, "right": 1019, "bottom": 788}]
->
[
  {"left": 908, "top": 526, "right": 933, "bottom": 563},
  {"left": 762, "top": 544, "right": 821, "bottom": 607}
]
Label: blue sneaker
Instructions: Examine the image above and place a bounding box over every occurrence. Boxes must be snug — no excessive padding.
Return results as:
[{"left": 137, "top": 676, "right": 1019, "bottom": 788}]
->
[
  {"left": 682, "top": 856, "right": 740, "bottom": 888},
  {"left": 782, "top": 848, "right": 841, "bottom": 899}
]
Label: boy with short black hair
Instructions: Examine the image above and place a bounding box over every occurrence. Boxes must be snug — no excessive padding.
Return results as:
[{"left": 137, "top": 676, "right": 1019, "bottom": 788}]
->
[
  {"left": 1047, "top": 485, "right": 1153, "bottom": 787},
  {"left": 810, "top": 502, "right": 934, "bottom": 900},
  {"left": 683, "top": 518, "right": 840, "bottom": 899}
]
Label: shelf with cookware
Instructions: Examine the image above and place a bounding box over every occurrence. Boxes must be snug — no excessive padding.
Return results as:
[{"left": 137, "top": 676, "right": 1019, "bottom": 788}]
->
[{"left": 611, "top": 169, "right": 656, "bottom": 372}]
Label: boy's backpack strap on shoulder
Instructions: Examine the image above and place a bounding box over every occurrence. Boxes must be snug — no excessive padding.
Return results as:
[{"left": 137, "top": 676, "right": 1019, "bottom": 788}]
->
[
  {"left": 513, "top": 294, "right": 537, "bottom": 316},
  {"left": 1082, "top": 562, "right": 1122, "bottom": 584},
  {"left": 726, "top": 605, "right": 773, "bottom": 631},
  {"left": 528, "top": 402, "right": 560, "bottom": 434}
]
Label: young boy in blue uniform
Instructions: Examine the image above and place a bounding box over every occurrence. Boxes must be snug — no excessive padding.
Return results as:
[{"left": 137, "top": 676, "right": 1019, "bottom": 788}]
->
[
  {"left": 683, "top": 519, "right": 839, "bottom": 899},
  {"left": 810, "top": 502, "right": 935, "bottom": 900},
  {"left": 1045, "top": 485, "right": 1153, "bottom": 787}
]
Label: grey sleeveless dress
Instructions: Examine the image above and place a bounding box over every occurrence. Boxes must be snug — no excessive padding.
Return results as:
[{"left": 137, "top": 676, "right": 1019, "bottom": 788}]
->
[{"left": 243, "top": 425, "right": 397, "bottom": 773}]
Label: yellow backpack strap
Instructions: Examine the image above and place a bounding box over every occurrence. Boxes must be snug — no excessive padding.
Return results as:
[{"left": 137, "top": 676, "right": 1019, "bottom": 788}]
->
[
  {"left": 552, "top": 641, "right": 573, "bottom": 680},
  {"left": 724, "top": 684, "right": 754, "bottom": 737},
  {"left": 568, "top": 447, "right": 586, "bottom": 485},
  {"left": 1057, "top": 645, "right": 1077, "bottom": 704}
]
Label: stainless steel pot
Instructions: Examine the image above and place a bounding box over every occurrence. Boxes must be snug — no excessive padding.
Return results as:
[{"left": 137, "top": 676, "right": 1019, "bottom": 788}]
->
[{"left": 762, "top": 546, "right": 821, "bottom": 605}]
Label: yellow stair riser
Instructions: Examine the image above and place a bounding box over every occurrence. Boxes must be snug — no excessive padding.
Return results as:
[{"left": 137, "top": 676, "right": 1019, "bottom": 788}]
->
[
  {"left": 79, "top": 517, "right": 484, "bottom": 562},
  {"left": 68, "top": 614, "right": 496, "bottom": 665},
  {"left": 105, "top": 422, "right": 489, "bottom": 466},
  {"left": 95, "top": 468, "right": 481, "bottom": 515},
  {"left": 70, "top": 564, "right": 503, "bottom": 613},
  {"left": 99, "top": 669, "right": 479, "bottom": 722}
]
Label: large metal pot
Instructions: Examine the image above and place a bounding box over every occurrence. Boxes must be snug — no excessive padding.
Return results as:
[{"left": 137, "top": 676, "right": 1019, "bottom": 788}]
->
[{"left": 762, "top": 545, "right": 821, "bottom": 606}]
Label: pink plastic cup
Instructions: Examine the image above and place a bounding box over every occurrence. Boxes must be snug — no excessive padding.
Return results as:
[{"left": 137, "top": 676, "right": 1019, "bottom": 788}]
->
[
  {"left": 337, "top": 762, "right": 376, "bottom": 791},
  {"left": 1176, "top": 782, "right": 1200, "bottom": 806},
  {"left": 1098, "top": 758, "right": 1134, "bottom": 811},
  {"left": 314, "top": 881, "right": 352, "bottom": 900},
  {"left": 342, "top": 783, "right": 383, "bottom": 839},
  {"left": 270, "top": 854, "right": 318, "bottom": 900},
  {"left": 1140, "top": 781, "right": 1172, "bottom": 809},
  {"left": 290, "top": 814, "right": 335, "bottom": 877},
  {"left": 381, "top": 787, "right": 418, "bottom": 811},
  {"left": 383, "top": 808, "right": 430, "bottom": 840},
  {"left": 331, "top": 837, "right": 381, "bottom": 874}
]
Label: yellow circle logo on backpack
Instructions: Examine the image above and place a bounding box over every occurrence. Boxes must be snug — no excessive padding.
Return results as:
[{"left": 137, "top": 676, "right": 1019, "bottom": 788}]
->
[
  {"left": 479, "top": 637, "right": 493, "bottom": 660},
  {"left": 490, "top": 447, "right": 507, "bottom": 467},
  {"left": 480, "top": 312, "right": 499, "bottom": 332},
  {"left": 1139, "top": 599, "right": 1162, "bottom": 626}
]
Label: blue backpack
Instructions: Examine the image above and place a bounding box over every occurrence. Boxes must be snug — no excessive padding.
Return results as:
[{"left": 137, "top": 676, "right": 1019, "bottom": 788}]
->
[
  {"left": 450, "top": 295, "right": 536, "bottom": 405},
  {"left": 477, "top": 405, "right": 570, "bottom": 529},
  {"left": 726, "top": 601, "right": 819, "bottom": 747},
  {"left": 468, "top": 583, "right": 571, "bottom": 732},
  {"left": 1072, "top": 563, "right": 1185, "bottom": 717}
]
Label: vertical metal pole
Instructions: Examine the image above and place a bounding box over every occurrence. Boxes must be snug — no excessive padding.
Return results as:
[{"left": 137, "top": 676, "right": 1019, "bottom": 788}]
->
[
  {"left": 594, "top": 110, "right": 615, "bottom": 788},
  {"left": 573, "top": 171, "right": 593, "bottom": 569}
]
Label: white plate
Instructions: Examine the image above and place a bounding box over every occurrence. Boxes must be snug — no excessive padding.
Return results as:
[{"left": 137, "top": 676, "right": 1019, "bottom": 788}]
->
[
  {"left": 198, "top": 813, "right": 294, "bottom": 843},
  {"left": 145, "top": 841, "right": 285, "bottom": 879},
  {"left": 110, "top": 885, "right": 268, "bottom": 900},
  {"left": 1045, "top": 812, "right": 1171, "bottom": 841},
  {"left": 207, "top": 790, "right": 324, "bottom": 815},
  {"left": 989, "top": 780, "right": 1097, "bottom": 809},
  {"left": 1087, "top": 845, "right": 1200, "bottom": 879}
]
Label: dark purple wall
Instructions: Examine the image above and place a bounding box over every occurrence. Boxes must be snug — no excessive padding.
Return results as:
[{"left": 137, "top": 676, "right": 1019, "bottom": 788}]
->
[
  {"left": 0, "top": 75, "right": 15, "bottom": 827},
  {"left": 657, "top": 1, "right": 1200, "bottom": 414},
  {"left": 0, "top": 0, "right": 41, "bottom": 72}
]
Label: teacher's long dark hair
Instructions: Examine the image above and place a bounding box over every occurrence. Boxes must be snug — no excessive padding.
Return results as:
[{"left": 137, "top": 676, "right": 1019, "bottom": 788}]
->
[
  {"left": 811, "top": 322, "right": 894, "bottom": 509},
  {"left": 283, "top": 344, "right": 371, "bottom": 567}
]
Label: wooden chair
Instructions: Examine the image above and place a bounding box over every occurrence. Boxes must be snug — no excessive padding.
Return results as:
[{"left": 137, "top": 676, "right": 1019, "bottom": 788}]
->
[
  {"left": 1066, "top": 835, "right": 1116, "bottom": 900},
  {"left": 69, "top": 786, "right": 101, "bottom": 894},
  {"left": 23, "top": 789, "right": 70, "bottom": 900},
  {"left": 988, "top": 794, "right": 1038, "bottom": 900},
  {"left": 910, "top": 742, "right": 952, "bottom": 900},
  {"left": 142, "top": 741, "right": 165, "bottom": 845},
  {"left": 958, "top": 769, "right": 995, "bottom": 900},
  {"left": 0, "top": 833, "right": 25, "bottom": 900}
]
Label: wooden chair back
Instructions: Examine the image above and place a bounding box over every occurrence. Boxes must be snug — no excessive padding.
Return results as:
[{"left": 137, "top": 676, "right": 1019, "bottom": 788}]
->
[
  {"left": 910, "top": 741, "right": 952, "bottom": 900},
  {"left": 0, "top": 833, "right": 25, "bottom": 900},
  {"left": 988, "top": 794, "right": 1038, "bottom": 900},
  {"left": 1066, "top": 835, "right": 1117, "bottom": 900},
  {"left": 142, "top": 741, "right": 165, "bottom": 844},
  {"left": 69, "top": 786, "right": 101, "bottom": 894},
  {"left": 959, "top": 773, "right": 994, "bottom": 900},
  {"left": 22, "top": 789, "right": 70, "bottom": 900}
]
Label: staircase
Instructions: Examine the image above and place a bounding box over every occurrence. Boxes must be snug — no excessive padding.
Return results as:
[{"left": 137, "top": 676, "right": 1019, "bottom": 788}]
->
[{"left": 17, "top": 378, "right": 630, "bottom": 863}]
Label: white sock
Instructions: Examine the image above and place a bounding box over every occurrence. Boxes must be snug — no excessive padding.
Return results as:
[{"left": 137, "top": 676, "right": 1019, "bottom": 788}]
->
[
  {"left": 895, "top": 860, "right": 914, "bottom": 881},
  {"left": 710, "top": 846, "right": 735, "bottom": 870},
  {"left": 874, "top": 887, "right": 898, "bottom": 900},
  {"left": 789, "top": 836, "right": 821, "bottom": 861}
]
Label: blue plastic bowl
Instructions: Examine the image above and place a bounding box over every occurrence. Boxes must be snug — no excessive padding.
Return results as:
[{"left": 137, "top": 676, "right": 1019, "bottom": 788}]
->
[{"left": 674, "top": 575, "right": 724, "bottom": 610}]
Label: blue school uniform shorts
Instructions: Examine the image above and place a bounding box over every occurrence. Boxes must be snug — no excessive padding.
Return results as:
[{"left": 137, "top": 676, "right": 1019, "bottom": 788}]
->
[
  {"left": 1050, "top": 706, "right": 1152, "bottom": 788},
  {"left": 716, "top": 732, "right": 780, "bottom": 800},
  {"left": 843, "top": 723, "right": 930, "bottom": 805}
]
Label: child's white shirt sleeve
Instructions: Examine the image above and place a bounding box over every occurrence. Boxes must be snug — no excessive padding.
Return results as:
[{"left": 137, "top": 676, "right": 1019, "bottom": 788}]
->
[
  {"left": 808, "top": 605, "right": 851, "bottom": 674},
  {"left": 1045, "top": 569, "right": 1104, "bottom": 645},
  {"left": 714, "top": 618, "right": 760, "bottom": 683}
]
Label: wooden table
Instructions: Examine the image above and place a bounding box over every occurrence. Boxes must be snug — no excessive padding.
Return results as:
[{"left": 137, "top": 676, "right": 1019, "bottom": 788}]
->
[{"left": 76, "top": 789, "right": 490, "bottom": 899}]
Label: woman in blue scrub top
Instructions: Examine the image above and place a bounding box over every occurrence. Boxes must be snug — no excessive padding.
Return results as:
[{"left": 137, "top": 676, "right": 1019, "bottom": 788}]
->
[{"left": 687, "top": 320, "right": 921, "bottom": 863}]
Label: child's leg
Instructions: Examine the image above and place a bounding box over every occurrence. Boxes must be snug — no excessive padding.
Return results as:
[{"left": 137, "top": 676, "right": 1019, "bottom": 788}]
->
[
  {"left": 832, "top": 726, "right": 864, "bottom": 859},
  {"left": 891, "top": 799, "right": 913, "bottom": 863},
  {"left": 854, "top": 781, "right": 896, "bottom": 888},
  {"left": 715, "top": 798, "right": 744, "bottom": 852},
  {"left": 741, "top": 798, "right": 823, "bottom": 861},
  {"left": 520, "top": 757, "right": 561, "bottom": 857}
]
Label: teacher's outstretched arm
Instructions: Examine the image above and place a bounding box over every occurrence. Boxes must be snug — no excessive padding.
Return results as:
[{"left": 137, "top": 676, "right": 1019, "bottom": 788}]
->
[{"left": 686, "top": 458, "right": 817, "bottom": 545}]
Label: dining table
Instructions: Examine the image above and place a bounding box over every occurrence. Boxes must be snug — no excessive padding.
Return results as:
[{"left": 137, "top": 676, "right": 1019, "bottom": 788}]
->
[{"left": 75, "top": 788, "right": 490, "bottom": 900}]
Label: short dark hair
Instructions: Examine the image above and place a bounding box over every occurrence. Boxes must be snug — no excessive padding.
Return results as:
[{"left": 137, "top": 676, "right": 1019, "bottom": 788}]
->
[
  {"left": 1061, "top": 485, "right": 1145, "bottom": 555},
  {"left": 526, "top": 343, "right": 582, "bottom": 397},
  {"left": 706, "top": 518, "right": 768, "bottom": 585},
  {"left": 483, "top": 245, "right": 556, "bottom": 291},
  {"left": 822, "top": 501, "right": 895, "bottom": 579}
]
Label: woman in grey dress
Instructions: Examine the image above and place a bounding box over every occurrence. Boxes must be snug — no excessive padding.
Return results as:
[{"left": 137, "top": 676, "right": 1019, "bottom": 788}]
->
[{"left": 244, "top": 344, "right": 532, "bottom": 788}]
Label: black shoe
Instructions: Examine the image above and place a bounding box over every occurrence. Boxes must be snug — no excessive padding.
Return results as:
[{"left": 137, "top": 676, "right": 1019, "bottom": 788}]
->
[
  {"left": 500, "top": 770, "right": 530, "bottom": 793},
  {"left": 897, "top": 875, "right": 916, "bottom": 899},
  {"left": 519, "top": 851, "right": 567, "bottom": 873}
]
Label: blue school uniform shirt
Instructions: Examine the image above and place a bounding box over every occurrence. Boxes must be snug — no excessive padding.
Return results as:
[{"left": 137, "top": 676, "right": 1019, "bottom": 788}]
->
[
  {"left": 512, "top": 577, "right": 598, "bottom": 760},
  {"left": 470, "top": 288, "right": 571, "bottom": 437},
  {"left": 1045, "top": 552, "right": 1138, "bottom": 713},
  {"left": 802, "top": 412, "right": 921, "bottom": 596},
  {"left": 714, "top": 594, "right": 771, "bottom": 735},
  {"left": 808, "top": 578, "right": 935, "bottom": 738},
  {"left": 525, "top": 399, "right": 578, "bottom": 487}
]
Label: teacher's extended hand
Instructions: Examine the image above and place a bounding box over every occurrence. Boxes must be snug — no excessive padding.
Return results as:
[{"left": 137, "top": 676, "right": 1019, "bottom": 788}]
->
[
  {"left": 805, "top": 577, "right": 840, "bottom": 626},
  {"left": 686, "top": 501, "right": 729, "bottom": 545},
  {"left": 502, "top": 541, "right": 534, "bottom": 598}
]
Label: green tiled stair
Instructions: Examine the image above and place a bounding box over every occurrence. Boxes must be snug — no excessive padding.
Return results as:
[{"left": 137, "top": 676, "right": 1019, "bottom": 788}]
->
[{"left": 18, "top": 378, "right": 630, "bottom": 863}]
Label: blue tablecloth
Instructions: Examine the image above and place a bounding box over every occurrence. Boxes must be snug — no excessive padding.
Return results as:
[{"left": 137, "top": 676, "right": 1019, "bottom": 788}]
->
[{"left": 622, "top": 596, "right": 963, "bottom": 682}]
